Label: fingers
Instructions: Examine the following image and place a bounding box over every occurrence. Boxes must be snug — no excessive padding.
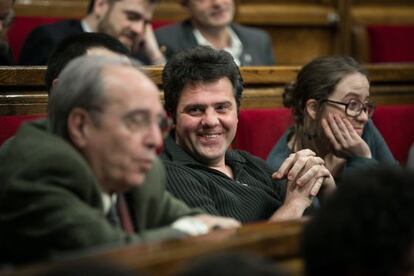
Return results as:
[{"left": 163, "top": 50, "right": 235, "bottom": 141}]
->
[
  {"left": 310, "top": 177, "right": 323, "bottom": 196},
  {"left": 297, "top": 163, "right": 333, "bottom": 196},
  {"left": 322, "top": 118, "right": 341, "bottom": 150},
  {"left": 273, "top": 149, "right": 316, "bottom": 179},
  {"left": 327, "top": 114, "right": 350, "bottom": 146},
  {"left": 296, "top": 157, "right": 325, "bottom": 187},
  {"left": 341, "top": 116, "right": 359, "bottom": 138}
]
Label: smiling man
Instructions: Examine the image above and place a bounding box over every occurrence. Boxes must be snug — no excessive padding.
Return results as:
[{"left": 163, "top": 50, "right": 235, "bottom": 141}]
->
[
  {"left": 0, "top": 55, "right": 239, "bottom": 264},
  {"left": 19, "top": 0, "right": 165, "bottom": 65},
  {"left": 155, "top": 0, "right": 275, "bottom": 66},
  {"left": 161, "top": 46, "right": 334, "bottom": 223}
]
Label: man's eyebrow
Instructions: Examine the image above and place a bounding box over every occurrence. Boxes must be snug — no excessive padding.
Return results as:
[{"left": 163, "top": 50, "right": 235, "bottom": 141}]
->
[
  {"left": 124, "top": 10, "right": 150, "bottom": 22},
  {"left": 123, "top": 109, "right": 150, "bottom": 119}
]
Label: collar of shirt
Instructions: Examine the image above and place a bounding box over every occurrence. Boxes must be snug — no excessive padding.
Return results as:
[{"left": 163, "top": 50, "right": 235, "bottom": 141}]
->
[
  {"left": 81, "top": 19, "right": 93, "bottom": 32},
  {"left": 192, "top": 26, "right": 243, "bottom": 66},
  {"left": 101, "top": 192, "right": 118, "bottom": 215}
]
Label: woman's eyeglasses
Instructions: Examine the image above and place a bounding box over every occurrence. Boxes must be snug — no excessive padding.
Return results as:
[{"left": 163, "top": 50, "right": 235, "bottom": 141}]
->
[{"left": 321, "top": 98, "right": 375, "bottom": 118}]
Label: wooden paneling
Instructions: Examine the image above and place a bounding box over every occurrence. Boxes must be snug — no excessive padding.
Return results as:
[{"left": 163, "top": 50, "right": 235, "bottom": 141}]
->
[
  {"left": 6, "top": 219, "right": 306, "bottom": 276},
  {"left": 1, "top": 65, "right": 413, "bottom": 116}
]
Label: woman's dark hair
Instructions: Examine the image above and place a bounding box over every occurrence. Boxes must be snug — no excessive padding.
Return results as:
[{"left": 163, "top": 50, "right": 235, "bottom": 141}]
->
[
  {"left": 284, "top": 56, "right": 368, "bottom": 150},
  {"left": 284, "top": 55, "right": 367, "bottom": 124}
]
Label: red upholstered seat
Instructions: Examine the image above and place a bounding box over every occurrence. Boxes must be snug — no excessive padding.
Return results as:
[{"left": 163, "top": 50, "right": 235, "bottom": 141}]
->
[
  {"left": 372, "top": 105, "right": 414, "bottom": 165},
  {"left": 234, "top": 108, "right": 292, "bottom": 160},
  {"left": 0, "top": 115, "right": 44, "bottom": 146},
  {"left": 367, "top": 25, "right": 414, "bottom": 63},
  {"left": 7, "top": 17, "right": 61, "bottom": 63}
]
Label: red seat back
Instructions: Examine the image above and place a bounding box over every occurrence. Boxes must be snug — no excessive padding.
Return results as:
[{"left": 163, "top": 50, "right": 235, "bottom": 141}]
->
[
  {"left": 0, "top": 115, "right": 44, "bottom": 145},
  {"left": 372, "top": 105, "right": 414, "bottom": 165},
  {"left": 234, "top": 108, "right": 292, "bottom": 160},
  {"left": 7, "top": 16, "right": 62, "bottom": 63},
  {"left": 367, "top": 25, "right": 414, "bottom": 63}
]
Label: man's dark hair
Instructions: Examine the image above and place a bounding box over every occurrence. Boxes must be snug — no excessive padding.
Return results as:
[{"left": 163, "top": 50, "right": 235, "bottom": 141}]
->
[
  {"left": 45, "top": 32, "right": 129, "bottom": 94},
  {"left": 162, "top": 46, "right": 243, "bottom": 122},
  {"left": 302, "top": 166, "right": 414, "bottom": 276}
]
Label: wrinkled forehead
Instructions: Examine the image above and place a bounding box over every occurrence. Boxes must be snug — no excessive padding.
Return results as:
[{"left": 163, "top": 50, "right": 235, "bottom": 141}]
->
[{"left": 101, "top": 66, "right": 161, "bottom": 110}]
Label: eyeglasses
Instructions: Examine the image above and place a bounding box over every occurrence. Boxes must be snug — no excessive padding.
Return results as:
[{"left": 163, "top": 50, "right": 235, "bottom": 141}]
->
[
  {"left": 89, "top": 107, "right": 172, "bottom": 138},
  {"left": 0, "top": 10, "right": 15, "bottom": 28},
  {"left": 321, "top": 98, "right": 375, "bottom": 118},
  {"left": 122, "top": 110, "right": 172, "bottom": 139}
]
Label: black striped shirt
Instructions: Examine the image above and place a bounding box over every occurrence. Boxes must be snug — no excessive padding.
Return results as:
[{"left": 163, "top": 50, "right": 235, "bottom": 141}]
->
[{"left": 161, "top": 136, "right": 286, "bottom": 223}]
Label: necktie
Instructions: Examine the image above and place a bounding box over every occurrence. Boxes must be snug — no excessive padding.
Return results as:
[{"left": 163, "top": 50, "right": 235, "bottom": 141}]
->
[{"left": 116, "top": 193, "right": 135, "bottom": 234}]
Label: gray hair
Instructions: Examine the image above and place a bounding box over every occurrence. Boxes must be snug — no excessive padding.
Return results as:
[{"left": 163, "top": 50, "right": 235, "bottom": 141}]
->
[{"left": 48, "top": 55, "right": 134, "bottom": 140}]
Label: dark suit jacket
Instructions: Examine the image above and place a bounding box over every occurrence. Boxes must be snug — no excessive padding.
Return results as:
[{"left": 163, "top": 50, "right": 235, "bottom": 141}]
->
[
  {"left": 19, "top": 20, "right": 84, "bottom": 65},
  {"left": 0, "top": 46, "right": 14, "bottom": 65},
  {"left": 155, "top": 20, "right": 276, "bottom": 65},
  {"left": 0, "top": 120, "right": 200, "bottom": 264}
]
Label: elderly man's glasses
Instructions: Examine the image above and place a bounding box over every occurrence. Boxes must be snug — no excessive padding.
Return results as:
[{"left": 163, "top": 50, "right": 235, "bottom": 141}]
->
[
  {"left": 89, "top": 107, "right": 172, "bottom": 138},
  {"left": 321, "top": 99, "right": 375, "bottom": 118},
  {"left": 122, "top": 110, "right": 172, "bottom": 138},
  {"left": 0, "top": 10, "right": 15, "bottom": 28}
]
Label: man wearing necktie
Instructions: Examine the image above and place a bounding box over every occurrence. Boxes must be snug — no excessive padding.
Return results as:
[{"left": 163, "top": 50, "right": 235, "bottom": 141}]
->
[{"left": 0, "top": 55, "right": 239, "bottom": 265}]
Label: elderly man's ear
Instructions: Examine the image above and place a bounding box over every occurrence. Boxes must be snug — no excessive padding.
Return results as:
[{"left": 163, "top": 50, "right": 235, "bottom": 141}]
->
[{"left": 67, "top": 108, "right": 94, "bottom": 149}]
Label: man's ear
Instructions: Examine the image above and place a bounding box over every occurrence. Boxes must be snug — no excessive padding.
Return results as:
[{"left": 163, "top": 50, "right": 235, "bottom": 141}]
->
[
  {"left": 93, "top": 0, "right": 110, "bottom": 19},
  {"left": 67, "top": 108, "right": 93, "bottom": 149},
  {"left": 51, "top": 78, "right": 59, "bottom": 89},
  {"left": 305, "top": 99, "right": 319, "bottom": 120}
]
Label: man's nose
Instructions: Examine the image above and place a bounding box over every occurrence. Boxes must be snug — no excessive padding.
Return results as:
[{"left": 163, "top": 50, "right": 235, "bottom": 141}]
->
[
  {"left": 144, "top": 121, "right": 163, "bottom": 150},
  {"left": 130, "top": 20, "right": 146, "bottom": 36},
  {"left": 201, "top": 109, "right": 220, "bottom": 127}
]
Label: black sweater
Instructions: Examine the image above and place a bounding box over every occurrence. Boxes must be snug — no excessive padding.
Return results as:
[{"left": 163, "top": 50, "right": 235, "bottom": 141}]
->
[{"left": 161, "top": 136, "right": 286, "bottom": 223}]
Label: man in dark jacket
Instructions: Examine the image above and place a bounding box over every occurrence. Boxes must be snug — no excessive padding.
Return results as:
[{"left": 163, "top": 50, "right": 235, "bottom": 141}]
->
[
  {"left": 19, "top": 0, "right": 166, "bottom": 65},
  {"left": 155, "top": 0, "right": 275, "bottom": 65},
  {"left": 0, "top": 55, "right": 239, "bottom": 265}
]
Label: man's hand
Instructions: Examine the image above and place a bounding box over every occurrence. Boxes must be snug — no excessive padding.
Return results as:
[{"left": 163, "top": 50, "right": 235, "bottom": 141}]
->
[
  {"left": 134, "top": 24, "right": 166, "bottom": 65},
  {"left": 322, "top": 113, "right": 371, "bottom": 159},
  {"left": 194, "top": 214, "right": 241, "bottom": 230},
  {"left": 172, "top": 215, "right": 240, "bottom": 236},
  {"left": 270, "top": 149, "right": 335, "bottom": 221}
]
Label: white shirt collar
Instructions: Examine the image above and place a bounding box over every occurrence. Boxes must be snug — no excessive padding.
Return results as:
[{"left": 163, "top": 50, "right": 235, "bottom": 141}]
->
[
  {"left": 192, "top": 26, "right": 243, "bottom": 66},
  {"left": 80, "top": 19, "right": 93, "bottom": 33},
  {"left": 101, "top": 193, "right": 117, "bottom": 215}
]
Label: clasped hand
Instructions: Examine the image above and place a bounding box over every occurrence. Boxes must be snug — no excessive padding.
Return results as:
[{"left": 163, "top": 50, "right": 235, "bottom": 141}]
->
[{"left": 273, "top": 149, "right": 335, "bottom": 207}]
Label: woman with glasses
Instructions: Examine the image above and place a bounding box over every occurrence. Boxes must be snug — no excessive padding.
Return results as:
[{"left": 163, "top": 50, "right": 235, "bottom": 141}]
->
[{"left": 266, "top": 56, "right": 396, "bottom": 180}]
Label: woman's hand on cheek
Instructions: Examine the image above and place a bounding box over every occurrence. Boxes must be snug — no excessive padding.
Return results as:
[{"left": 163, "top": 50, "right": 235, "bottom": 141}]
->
[{"left": 322, "top": 113, "right": 371, "bottom": 158}]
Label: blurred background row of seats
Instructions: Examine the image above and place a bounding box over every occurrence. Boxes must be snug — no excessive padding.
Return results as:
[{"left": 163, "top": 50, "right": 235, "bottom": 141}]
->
[{"left": 8, "top": 0, "right": 414, "bottom": 65}]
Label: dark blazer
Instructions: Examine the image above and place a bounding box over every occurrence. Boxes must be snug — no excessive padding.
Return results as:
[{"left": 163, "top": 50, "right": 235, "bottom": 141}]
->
[
  {"left": 0, "top": 46, "right": 14, "bottom": 65},
  {"left": 155, "top": 20, "right": 276, "bottom": 65},
  {"left": 19, "top": 20, "right": 84, "bottom": 65},
  {"left": 0, "top": 120, "right": 200, "bottom": 264}
]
